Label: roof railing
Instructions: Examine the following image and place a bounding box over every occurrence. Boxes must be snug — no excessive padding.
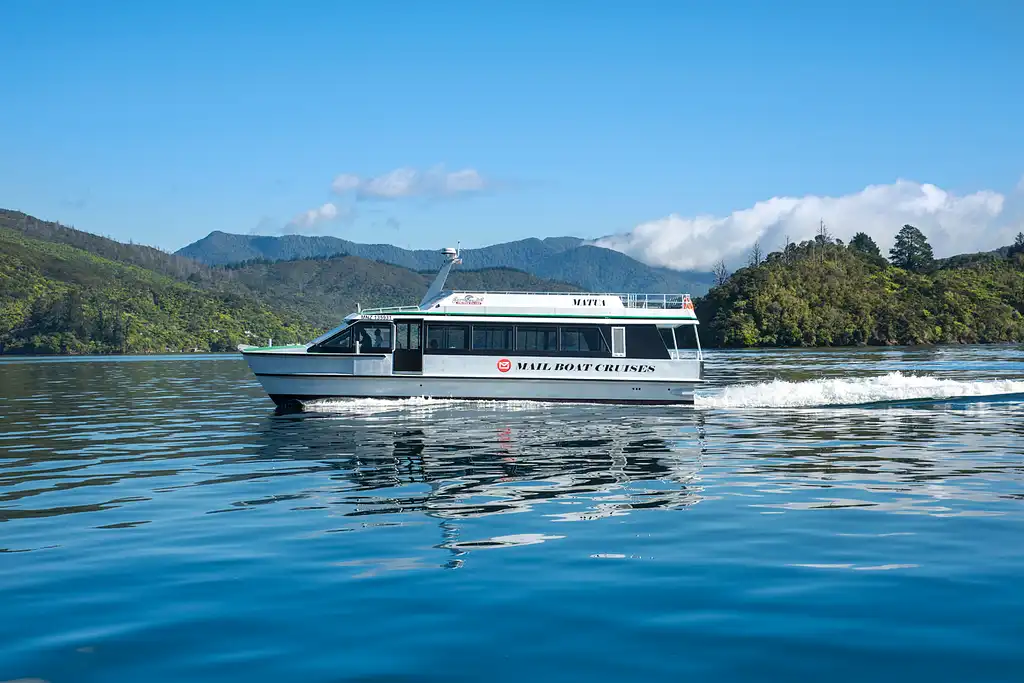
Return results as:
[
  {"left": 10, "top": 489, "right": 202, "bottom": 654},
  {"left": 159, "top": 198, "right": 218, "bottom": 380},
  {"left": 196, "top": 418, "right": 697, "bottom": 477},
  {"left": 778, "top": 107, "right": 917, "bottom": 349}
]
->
[{"left": 355, "top": 304, "right": 423, "bottom": 315}]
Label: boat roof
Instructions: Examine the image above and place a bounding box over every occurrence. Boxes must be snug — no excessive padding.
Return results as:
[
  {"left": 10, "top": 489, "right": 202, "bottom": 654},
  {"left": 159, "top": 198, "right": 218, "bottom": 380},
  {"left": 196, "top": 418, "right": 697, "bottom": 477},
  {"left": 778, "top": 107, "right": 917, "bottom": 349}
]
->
[{"left": 357, "top": 290, "right": 698, "bottom": 321}]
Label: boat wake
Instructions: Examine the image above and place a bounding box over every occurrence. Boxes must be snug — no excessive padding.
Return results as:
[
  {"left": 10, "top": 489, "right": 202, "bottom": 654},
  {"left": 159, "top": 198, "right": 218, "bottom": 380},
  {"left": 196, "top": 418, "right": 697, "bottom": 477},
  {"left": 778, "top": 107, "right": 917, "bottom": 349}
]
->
[
  {"left": 296, "top": 396, "right": 547, "bottom": 416},
  {"left": 695, "top": 372, "right": 1024, "bottom": 409}
]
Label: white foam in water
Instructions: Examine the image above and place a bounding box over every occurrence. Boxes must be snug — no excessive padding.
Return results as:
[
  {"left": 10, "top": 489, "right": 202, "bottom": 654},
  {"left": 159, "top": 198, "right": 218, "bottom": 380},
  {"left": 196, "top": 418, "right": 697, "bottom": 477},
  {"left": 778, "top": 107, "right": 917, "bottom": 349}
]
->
[
  {"left": 301, "top": 396, "right": 546, "bottom": 415},
  {"left": 695, "top": 371, "right": 1024, "bottom": 409},
  {"left": 302, "top": 396, "right": 450, "bottom": 412}
]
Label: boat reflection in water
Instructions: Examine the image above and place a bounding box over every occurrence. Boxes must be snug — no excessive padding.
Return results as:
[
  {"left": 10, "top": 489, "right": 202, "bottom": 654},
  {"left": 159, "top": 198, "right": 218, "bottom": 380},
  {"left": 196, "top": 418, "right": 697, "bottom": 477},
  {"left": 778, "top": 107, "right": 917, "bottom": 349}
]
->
[{"left": 252, "top": 400, "right": 707, "bottom": 567}]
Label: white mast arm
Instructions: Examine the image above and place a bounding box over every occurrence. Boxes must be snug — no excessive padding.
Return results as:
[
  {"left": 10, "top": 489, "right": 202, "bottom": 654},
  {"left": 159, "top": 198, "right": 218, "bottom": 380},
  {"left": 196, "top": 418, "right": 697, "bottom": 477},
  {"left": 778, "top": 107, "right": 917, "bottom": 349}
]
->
[{"left": 419, "top": 246, "right": 461, "bottom": 308}]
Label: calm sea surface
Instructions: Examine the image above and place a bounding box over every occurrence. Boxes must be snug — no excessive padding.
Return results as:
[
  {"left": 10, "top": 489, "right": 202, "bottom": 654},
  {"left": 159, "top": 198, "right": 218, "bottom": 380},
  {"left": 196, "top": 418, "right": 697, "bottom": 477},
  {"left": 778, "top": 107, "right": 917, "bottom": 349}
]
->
[{"left": 2, "top": 346, "right": 1023, "bottom": 682}]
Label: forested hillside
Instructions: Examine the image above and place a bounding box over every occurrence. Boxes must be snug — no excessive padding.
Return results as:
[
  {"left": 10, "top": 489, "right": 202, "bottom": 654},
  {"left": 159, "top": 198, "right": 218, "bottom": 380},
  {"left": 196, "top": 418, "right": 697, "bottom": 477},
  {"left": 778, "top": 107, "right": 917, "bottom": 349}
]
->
[
  {"left": 0, "top": 212, "right": 584, "bottom": 353},
  {"left": 697, "top": 226, "right": 1024, "bottom": 347},
  {"left": 0, "top": 228, "right": 316, "bottom": 354},
  {"left": 2, "top": 209, "right": 217, "bottom": 283}
]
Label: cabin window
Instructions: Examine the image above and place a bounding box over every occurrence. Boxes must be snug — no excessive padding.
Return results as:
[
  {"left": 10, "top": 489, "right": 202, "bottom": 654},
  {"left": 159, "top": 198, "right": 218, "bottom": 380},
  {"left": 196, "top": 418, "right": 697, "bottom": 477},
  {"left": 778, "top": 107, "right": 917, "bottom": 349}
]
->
[
  {"left": 516, "top": 326, "right": 558, "bottom": 351},
  {"left": 625, "top": 325, "right": 671, "bottom": 359},
  {"left": 446, "top": 326, "right": 468, "bottom": 349},
  {"left": 396, "top": 322, "right": 421, "bottom": 350},
  {"left": 560, "top": 326, "right": 609, "bottom": 353},
  {"left": 611, "top": 326, "right": 626, "bottom": 357},
  {"left": 426, "top": 324, "right": 470, "bottom": 351},
  {"left": 312, "top": 322, "right": 393, "bottom": 353},
  {"left": 659, "top": 328, "right": 676, "bottom": 350},
  {"left": 355, "top": 323, "right": 392, "bottom": 351},
  {"left": 473, "top": 325, "right": 513, "bottom": 351},
  {"left": 316, "top": 326, "right": 354, "bottom": 352}
]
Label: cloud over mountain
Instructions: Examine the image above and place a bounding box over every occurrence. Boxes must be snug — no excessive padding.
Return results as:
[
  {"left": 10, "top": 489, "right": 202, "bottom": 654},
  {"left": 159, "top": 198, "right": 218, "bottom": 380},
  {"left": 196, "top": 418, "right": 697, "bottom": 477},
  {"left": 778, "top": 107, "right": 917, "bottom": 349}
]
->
[
  {"left": 289, "top": 202, "right": 341, "bottom": 229},
  {"left": 331, "top": 166, "right": 487, "bottom": 200},
  {"left": 594, "top": 180, "right": 1021, "bottom": 271}
]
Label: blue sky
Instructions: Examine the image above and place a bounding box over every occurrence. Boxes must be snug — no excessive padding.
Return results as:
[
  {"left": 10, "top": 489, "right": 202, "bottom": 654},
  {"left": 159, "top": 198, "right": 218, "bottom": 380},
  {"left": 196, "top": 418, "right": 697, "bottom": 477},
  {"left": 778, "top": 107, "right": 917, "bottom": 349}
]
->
[{"left": 1, "top": 0, "right": 1022, "bottom": 264}]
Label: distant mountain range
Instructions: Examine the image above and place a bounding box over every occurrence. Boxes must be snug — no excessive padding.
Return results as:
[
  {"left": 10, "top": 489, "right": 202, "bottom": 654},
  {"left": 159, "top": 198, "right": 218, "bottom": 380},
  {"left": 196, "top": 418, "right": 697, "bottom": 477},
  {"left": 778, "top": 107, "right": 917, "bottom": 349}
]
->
[{"left": 176, "top": 231, "right": 715, "bottom": 295}]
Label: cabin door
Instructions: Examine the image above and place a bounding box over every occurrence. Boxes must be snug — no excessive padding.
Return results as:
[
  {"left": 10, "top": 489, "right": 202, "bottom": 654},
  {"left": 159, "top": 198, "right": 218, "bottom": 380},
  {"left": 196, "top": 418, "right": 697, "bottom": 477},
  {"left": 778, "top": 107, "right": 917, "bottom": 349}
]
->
[{"left": 393, "top": 320, "right": 423, "bottom": 372}]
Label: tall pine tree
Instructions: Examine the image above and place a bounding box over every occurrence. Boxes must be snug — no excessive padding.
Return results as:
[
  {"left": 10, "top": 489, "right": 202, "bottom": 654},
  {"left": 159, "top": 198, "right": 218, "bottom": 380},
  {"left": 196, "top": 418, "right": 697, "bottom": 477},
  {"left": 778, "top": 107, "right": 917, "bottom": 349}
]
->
[
  {"left": 889, "top": 224, "right": 934, "bottom": 273},
  {"left": 1010, "top": 232, "right": 1024, "bottom": 256},
  {"left": 849, "top": 232, "right": 881, "bottom": 257}
]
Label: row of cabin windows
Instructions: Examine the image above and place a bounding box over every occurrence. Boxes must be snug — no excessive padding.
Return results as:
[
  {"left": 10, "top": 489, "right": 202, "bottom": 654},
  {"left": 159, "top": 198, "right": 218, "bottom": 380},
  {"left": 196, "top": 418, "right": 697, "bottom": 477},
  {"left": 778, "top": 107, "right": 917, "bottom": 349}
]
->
[
  {"left": 310, "top": 321, "right": 684, "bottom": 358},
  {"left": 314, "top": 321, "right": 615, "bottom": 354},
  {"left": 425, "top": 324, "right": 610, "bottom": 354}
]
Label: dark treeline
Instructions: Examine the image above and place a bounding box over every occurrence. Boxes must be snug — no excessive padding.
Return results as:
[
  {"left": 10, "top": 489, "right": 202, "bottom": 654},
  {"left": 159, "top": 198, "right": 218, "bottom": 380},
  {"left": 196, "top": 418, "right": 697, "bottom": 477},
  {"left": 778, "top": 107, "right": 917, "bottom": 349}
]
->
[{"left": 697, "top": 225, "right": 1024, "bottom": 347}]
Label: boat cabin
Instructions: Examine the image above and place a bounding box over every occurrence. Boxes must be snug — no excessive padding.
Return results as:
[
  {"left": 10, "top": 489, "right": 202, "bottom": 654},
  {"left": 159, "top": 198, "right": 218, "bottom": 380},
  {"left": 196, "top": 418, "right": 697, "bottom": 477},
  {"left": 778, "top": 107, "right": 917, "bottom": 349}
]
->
[{"left": 307, "top": 288, "right": 701, "bottom": 374}]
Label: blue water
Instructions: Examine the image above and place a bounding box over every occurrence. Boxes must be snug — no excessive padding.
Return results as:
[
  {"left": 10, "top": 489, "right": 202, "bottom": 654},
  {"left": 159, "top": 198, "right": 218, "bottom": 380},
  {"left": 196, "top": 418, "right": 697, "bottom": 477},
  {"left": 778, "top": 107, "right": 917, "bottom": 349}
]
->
[{"left": 1, "top": 346, "right": 1023, "bottom": 682}]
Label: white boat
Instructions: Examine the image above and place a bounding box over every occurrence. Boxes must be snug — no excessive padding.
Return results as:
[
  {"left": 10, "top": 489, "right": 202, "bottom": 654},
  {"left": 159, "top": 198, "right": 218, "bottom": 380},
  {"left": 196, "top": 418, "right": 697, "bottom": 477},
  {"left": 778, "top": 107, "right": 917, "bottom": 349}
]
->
[{"left": 240, "top": 247, "right": 705, "bottom": 407}]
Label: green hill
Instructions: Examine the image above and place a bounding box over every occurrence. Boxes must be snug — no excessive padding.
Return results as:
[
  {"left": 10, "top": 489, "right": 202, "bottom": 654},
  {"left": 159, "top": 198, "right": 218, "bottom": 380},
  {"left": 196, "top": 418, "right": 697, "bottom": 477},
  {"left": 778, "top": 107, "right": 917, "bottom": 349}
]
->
[
  {"left": 0, "top": 227, "right": 317, "bottom": 354},
  {"left": 176, "top": 231, "right": 713, "bottom": 295},
  {"left": 696, "top": 234, "right": 1024, "bottom": 347},
  {"left": 0, "top": 212, "right": 584, "bottom": 353},
  {"left": 1, "top": 209, "right": 217, "bottom": 284}
]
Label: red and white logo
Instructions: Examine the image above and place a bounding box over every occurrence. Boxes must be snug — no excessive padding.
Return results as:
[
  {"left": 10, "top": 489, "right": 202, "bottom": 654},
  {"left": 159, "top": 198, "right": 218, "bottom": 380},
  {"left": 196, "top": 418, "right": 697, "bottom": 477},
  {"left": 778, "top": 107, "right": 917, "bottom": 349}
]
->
[{"left": 496, "top": 359, "right": 511, "bottom": 373}]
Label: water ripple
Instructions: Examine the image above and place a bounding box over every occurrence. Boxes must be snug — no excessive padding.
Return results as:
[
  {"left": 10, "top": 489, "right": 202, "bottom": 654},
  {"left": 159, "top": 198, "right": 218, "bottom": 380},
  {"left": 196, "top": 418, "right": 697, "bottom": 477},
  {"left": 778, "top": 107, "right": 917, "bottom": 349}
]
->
[{"left": 0, "top": 348, "right": 1022, "bottom": 682}]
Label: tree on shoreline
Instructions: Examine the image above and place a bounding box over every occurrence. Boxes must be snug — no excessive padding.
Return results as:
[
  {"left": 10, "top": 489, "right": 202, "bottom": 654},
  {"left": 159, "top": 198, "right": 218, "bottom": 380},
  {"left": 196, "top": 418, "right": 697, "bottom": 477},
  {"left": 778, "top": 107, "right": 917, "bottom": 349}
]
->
[{"left": 889, "top": 224, "right": 934, "bottom": 273}]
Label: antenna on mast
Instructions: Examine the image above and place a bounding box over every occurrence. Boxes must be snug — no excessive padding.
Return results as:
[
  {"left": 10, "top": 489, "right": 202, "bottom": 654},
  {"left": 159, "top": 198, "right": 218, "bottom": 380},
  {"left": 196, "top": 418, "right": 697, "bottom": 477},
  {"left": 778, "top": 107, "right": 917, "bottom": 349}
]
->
[{"left": 419, "top": 246, "right": 462, "bottom": 308}]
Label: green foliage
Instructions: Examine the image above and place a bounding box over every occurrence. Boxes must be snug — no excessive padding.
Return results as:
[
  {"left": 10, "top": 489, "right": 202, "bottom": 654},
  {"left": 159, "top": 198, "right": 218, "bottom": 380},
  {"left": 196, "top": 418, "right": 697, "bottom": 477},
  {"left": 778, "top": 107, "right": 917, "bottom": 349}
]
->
[
  {"left": 0, "top": 214, "right": 585, "bottom": 354},
  {"left": 848, "top": 232, "right": 888, "bottom": 268},
  {"left": 1010, "top": 232, "right": 1024, "bottom": 257},
  {"left": 696, "top": 236, "right": 1024, "bottom": 348},
  {"left": 889, "top": 224, "right": 934, "bottom": 273},
  {"left": 849, "top": 232, "right": 881, "bottom": 257},
  {"left": 0, "top": 228, "right": 317, "bottom": 354},
  {"left": 1, "top": 209, "right": 223, "bottom": 285}
]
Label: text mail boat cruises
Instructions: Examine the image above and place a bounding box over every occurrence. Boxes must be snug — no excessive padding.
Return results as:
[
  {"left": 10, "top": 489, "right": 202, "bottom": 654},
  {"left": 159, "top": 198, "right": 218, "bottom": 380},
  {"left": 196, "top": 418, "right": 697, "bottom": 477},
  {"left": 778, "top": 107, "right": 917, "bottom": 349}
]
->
[{"left": 240, "top": 247, "right": 705, "bottom": 407}]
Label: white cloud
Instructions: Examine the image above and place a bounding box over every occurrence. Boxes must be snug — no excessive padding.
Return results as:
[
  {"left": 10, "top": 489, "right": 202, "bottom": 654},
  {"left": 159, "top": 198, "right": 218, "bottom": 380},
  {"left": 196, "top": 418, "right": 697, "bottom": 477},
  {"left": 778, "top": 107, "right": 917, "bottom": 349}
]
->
[
  {"left": 443, "top": 168, "right": 486, "bottom": 193},
  {"left": 330, "top": 174, "right": 361, "bottom": 194},
  {"left": 593, "top": 179, "right": 1019, "bottom": 271},
  {"left": 290, "top": 202, "right": 340, "bottom": 228},
  {"left": 331, "top": 166, "right": 488, "bottom": 200}
]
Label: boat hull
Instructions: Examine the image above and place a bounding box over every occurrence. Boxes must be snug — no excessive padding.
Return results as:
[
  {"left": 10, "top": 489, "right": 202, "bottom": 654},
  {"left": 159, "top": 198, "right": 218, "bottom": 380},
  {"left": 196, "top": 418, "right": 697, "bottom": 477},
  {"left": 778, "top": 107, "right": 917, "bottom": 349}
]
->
[
  {"left": 242, "top": 347, "right": 702, "bottom": 407},
  {"left": 254, "top": 373, "right": 697, "bottom": 406}
]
